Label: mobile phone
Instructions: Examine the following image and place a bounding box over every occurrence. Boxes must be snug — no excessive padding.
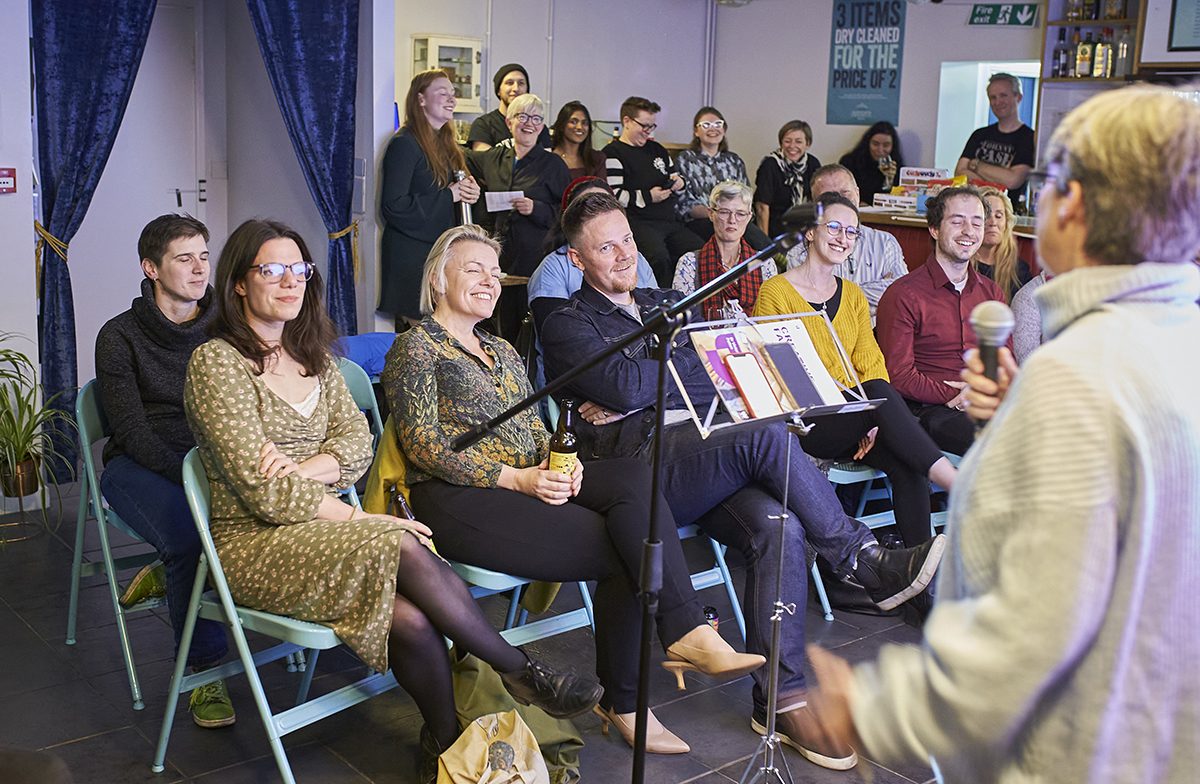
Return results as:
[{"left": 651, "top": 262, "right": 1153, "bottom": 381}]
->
[{"left": 723, "top": 353, "right": 783, "bottom": 418}]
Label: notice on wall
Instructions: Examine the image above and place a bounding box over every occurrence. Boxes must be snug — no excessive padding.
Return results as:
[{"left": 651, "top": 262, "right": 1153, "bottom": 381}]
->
[{"left": 826, "top": 0, "right": 907, "bottom": 126}]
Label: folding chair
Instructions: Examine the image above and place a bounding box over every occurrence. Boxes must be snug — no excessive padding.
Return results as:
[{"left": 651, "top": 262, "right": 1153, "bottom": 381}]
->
[
  {"left": 153, "top": 449, "right": 399, "bottom": 784},
  {"left": 67, "top": 380, "right": 166, "bottom": 710},
  {"left": 336, "top": 356, "right": 384, "bottom": 451}
]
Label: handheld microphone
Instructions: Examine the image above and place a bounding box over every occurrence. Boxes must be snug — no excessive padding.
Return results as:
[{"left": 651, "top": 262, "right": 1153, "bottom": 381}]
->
[
  {"left": 780, "top": 201, "right": 822, "bottom": 233},
  {"left": 453, "top": 170, "right": 473, "bottom": 226},
  {"left": 970, "top": 301, "right": 1015, "bottom": 383}
]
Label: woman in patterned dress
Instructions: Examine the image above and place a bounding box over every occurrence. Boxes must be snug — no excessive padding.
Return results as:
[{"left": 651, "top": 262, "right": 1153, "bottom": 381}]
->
[
  {"left": 381, "top": 223, "right": 765, "bottom": 755},
  {"left": 183, "top": 219, "right": 602, "bottom": 782}
]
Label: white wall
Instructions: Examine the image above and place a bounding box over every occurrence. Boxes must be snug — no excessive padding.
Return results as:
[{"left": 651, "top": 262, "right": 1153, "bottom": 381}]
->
[
  {"left": 0, "top": 2, "right": 36, "bottom": 346},
  {"left": 712, "top": 0, "right": 1042, "bottom": 172}
]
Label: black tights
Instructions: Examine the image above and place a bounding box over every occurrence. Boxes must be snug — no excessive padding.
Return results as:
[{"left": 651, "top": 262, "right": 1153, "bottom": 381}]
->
[{"left": 387, "top": 535, "right": 526, "bottom": 747}]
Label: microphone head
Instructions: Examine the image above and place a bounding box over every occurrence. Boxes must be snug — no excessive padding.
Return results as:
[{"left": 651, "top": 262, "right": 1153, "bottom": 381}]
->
[
  {"left": 970, "top": 300, "right": 1015, "bottom": 344},
  {"left": 780, "top": 201, "right": 822, "bottom": 233}
]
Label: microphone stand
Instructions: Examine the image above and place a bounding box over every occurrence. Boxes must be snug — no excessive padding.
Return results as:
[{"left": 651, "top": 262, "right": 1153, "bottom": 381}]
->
[{"left": 453, "top": 212, "right": 810, "bottom": 784}]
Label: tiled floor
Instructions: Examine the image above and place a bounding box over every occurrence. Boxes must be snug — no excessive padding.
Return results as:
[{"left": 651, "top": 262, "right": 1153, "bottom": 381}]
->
[{"left": 0, "top": 487, "right": 934, "bottom": 783}]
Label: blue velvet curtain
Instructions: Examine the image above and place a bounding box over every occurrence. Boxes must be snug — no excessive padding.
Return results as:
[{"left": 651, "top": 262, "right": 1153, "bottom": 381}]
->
[
  {"left": 245, "top": 0, "right": 359, "bottom": 336},
  {"left": 32, "top": 0, "right": 158, "bottom": 478}
]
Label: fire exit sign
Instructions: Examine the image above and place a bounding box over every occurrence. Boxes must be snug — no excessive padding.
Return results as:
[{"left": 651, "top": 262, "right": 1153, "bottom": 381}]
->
[{"left": 969, "top": 4, "right": 1039, "bottom": 26}]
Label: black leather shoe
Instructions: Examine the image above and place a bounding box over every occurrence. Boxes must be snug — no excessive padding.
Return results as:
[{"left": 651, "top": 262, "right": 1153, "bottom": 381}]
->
[
  {"left": 499, "top": 652, "right": 604, "bottom": 719},
  {"left": 899, "top": 584, "right": 934, "bottom": 628},
  {"left": 854, "top": 534, "right": 945, "bottom": 611},
  {"left": 418, "top": 724, "right": 450, "bottom": 784}
]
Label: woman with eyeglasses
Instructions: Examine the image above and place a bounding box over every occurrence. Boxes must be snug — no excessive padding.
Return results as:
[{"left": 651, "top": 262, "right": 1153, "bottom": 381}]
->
[
  {"left": 672, "top": 180, "right": 776, "bottom": 320},
  {"left": 755, "top": 193, "right": 957, "bottom": 548},
  {"left": 466, "top": 93, "right": 570, "bottom": 339},
  {"left": 674, "top": 108, "right": 771, "bottom": 252},
  {"left": 184, "top": 219, "right": 602, "bottom": 783},
  {"left": 549, "top": 100, "right": 606, "bottom": 181},
  {"left": 380, "top": 69, "right": 480, "bottom": 327}
]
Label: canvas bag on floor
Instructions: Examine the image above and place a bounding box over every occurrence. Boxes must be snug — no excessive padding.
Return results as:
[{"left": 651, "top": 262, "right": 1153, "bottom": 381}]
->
[{"left": 437, "top": 710, "right": 550, "bottom": 784}]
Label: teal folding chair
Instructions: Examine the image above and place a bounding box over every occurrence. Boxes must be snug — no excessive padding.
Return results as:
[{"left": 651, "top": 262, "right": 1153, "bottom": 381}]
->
[
  {"left": 678, "top": 524, "right": 748, "bottom": 643},
  {"left": 154, "top": 449, "right": 399, "bottom": 784},
  {"left": 336, "top": 356, "right": 384, "bottom": 451},
  {"left": 67, "top": 380, "right": 166, "bottom": 710}
]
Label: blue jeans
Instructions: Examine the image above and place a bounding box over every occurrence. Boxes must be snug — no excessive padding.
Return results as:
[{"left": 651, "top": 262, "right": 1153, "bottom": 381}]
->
[
  {"left": 648, "top": 419, "right": 875, "bottom": 714},
  {"left": 100, "top": 455, "right": 228, "bottom": 668}
]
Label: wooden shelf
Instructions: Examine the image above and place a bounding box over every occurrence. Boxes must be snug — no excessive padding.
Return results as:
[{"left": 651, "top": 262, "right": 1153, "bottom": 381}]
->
[
  {"left": 1046, "top": 17, "right": 1137, "bottom": 26},
  {"left": 1042, "top": 77, "right": 1132, "bottom": 83}
]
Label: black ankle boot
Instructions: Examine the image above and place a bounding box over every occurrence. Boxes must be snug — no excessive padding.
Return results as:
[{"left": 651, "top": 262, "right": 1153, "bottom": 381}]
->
[
  {"left": 854, "top": 535, "right": 945, "bottom": 611},
  {"left": 498, "top": 651, "right": 604, "bottom": 719},
  {"left": 419, "top": 724, "right": 451, "bottom": 784}
]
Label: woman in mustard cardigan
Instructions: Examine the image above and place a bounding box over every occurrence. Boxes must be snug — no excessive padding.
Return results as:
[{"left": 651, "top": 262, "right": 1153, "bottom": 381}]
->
[{"left": 754, "top": 192, "right": 957, "bottom": 546}]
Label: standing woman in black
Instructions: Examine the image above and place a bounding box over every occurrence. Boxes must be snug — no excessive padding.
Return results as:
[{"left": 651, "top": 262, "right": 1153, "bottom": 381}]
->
[{"left": 379, "top": 69, "right": 481, "bottom": 326}]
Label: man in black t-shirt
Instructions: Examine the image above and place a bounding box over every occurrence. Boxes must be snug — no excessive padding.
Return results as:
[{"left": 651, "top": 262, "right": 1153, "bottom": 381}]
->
[
  {"left": 602, "top": 96, "right": 702, "bottom": 284},
  {"left": 955, "top": 73, "right": 1035, "bottom": 206},
  {"left": 468, "top": 63, "right": 551, "bottom": 151}
]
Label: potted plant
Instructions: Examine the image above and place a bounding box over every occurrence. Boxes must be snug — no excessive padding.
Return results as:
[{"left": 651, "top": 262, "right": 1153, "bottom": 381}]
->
[{"left": 0, "top": 332, "right": 76, "bottom": 535}]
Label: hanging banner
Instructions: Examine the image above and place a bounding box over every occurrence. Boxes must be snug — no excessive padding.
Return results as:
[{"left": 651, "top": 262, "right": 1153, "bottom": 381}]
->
[{"left": 826, "top": 0, "right": 907, "bottom": 126}]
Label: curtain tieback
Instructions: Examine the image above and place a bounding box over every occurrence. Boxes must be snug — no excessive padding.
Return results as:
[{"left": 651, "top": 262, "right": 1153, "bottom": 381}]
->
[
  {"left": 34, "top": 221, "right": 70, "bottom": 290},
  {"left": 329, "top": 221, "right": 359, "bottom": 280}
]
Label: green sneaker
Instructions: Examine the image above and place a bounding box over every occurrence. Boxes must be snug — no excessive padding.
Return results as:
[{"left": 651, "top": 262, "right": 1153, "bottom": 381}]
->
[
  {"left": 119, "top": 562, "right": 167, "bottom": 607},
  {"left": 189, "top": 680, "right": 236, "bottom": 728}
]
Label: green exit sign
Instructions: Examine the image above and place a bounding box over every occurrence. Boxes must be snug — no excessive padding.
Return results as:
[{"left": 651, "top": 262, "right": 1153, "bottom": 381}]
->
[{"left": 969, "top": 4, "right": 1040, "bottom": 26}]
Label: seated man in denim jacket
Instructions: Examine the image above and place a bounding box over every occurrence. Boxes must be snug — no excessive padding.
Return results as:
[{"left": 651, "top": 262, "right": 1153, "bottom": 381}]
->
[{"left": 540, "top": 191, "right": 943, "bottom": 772}]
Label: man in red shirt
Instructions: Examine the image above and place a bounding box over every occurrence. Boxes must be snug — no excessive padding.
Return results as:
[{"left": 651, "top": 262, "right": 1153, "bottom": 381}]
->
[{"left": 875, "top": 186, "right": 1009, "bottom": 456}]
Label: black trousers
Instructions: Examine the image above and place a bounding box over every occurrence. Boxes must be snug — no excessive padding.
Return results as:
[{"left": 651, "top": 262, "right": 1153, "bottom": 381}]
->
[
  {"left": 798, "top": 379, "right": 945, "bottom": 546},
  {"left": 627, "top": 217, "right": 703, "bottom": 286},
  {"left": 409, "top": 457, "right": 702, "bottom": 713},
  {"left": 904, "top": 398, "right": 975, "bottom": 459}
]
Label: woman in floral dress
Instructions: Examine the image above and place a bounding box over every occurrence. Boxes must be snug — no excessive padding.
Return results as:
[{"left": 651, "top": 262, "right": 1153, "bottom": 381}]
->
[{"left": 184, "top": 219, "right": 601, "bottom": 783}]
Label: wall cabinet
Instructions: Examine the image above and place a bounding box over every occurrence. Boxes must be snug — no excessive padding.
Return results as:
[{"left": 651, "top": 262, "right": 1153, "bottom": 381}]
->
[{"left": 411, "top": 35, "right": 483, "bottom": 115}]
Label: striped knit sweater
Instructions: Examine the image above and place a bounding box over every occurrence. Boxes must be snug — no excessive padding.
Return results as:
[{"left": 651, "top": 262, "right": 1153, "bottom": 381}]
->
[{"left": 852, "top": 262, "right": 1200, "bottom": 783}]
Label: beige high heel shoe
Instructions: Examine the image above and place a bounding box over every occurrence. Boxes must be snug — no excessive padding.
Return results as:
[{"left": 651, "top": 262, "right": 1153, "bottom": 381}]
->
[
  {"left": 662, "top": 624, "right": 765, "bottom": 689},
  {"left": 592, "top": 705, "right": 690, "bottom": 754}
]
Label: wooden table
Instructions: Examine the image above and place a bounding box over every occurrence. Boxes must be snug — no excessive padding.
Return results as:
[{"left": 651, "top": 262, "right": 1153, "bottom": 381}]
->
[{"left": 860, "top": 211, "right": 1038, "bottom": 274}]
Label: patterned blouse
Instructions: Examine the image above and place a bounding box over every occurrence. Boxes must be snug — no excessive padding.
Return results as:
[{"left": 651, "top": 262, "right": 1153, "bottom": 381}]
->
[
  {"left": 382, "top": 317, "right": 549, "bottom": 488},
  {"left": 674, "top": 148, "right": 751, "bottom": 220}
]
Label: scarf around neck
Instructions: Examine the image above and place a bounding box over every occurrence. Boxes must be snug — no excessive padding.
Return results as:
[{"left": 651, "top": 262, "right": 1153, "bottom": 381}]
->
[
  {"left": 769, "top": 149, "right": 809, "bottom": 207},
  {"left": 696, "top": 235, "right": 760, "bottom": 320}
]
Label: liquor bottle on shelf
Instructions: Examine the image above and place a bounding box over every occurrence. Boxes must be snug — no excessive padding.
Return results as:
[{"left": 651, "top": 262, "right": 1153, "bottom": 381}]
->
[
  {"left": 1067, "top": 28, "right": 1081, "bottom": 78},
  {"left": 1094, "top": 29, "right": 1113, "bottom": 79},
  {"left": 1114, "top": 26, "right": 1134, "bottom": 78},
  {"left": 548, "top": 398, "right": 578, "bottom": 476},
  {"left": 1075, "top": 31, "right": 1095, "bottom": 78},
  {"left": 1052, "top": 28, "right": 1070, "bottom": 78},
  {"left": 1103, "top": 0, "right": 1125, "bottom": 19},
  {"left": 1066, "top": 0, "right": 1085, "bottom": 21}
]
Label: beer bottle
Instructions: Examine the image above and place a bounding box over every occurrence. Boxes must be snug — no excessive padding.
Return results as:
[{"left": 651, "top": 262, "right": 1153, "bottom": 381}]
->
[
  {"left": 390, "top": 491, "right": 416, "bottom": 520},
  {"left": 548, "top": 399, "right": 578, "bottom": 476}
]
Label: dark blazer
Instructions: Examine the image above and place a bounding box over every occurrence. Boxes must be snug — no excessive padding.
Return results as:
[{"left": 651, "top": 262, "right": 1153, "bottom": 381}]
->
[
  {"left": 379, "top": 128, "right": 456, "bottom": 319},
  {"left": 541, "top": 282, "right": 713, "bottom": 459}
]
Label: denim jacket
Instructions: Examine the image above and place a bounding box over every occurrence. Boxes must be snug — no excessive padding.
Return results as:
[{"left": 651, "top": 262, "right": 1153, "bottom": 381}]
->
[{"left": 541, "top": 281, "right": 717, "bottom": 460}]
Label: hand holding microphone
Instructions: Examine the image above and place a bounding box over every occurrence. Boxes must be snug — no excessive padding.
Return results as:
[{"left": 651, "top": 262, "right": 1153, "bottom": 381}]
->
[{"left": 962, "top": 301, "right": 1018, "bottom": 424}]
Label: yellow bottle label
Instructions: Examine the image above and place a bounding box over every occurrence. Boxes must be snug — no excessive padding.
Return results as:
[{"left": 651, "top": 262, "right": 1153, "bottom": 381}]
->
[{"left": 548, "top": 450, "right": 577, "bottom": 475}]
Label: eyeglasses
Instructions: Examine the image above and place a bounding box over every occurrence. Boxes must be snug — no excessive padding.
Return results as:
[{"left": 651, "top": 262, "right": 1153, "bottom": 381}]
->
[
  {"left": 821, "top": 221, "right": 860, "bottom": 240},
  {"left": 515, "top": 113, "right": 544, "bottom": 126},
  {"left": 1027, "top": 162, "right": 1069, "bottom": 195},
  {"left": 250, "top": 261, "right": 315, "bottom": 282},
  {"left": 697, "top": 120, "right": 725, "bottom": 130},
  {"left": 714, "top": 208, "right": 751, "bottom": 221},
  {"left": 628, "top": 117, "right": 657, "bottom": 133}
]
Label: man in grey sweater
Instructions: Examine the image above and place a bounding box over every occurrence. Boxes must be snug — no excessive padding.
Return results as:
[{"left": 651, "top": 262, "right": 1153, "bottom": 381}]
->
[
  {"left": 95, "top": 214, "right": 233, "bottom": 727},
  {"left": 806, "top": 86, "right": 1200, "bottom": 783}
]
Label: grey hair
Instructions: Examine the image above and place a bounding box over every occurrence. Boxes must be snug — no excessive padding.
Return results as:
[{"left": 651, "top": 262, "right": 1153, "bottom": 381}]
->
[
  {"left": 708, "top": 180, "right": 753, "bottom": 209},
  {"left": 506, "top": 93, "right": 544, "bottom": 122},
  {"left": 988, "top": 72, "right": 1022, "bottom": 98},
  {"left": 1046, "top": 85, "right": 1200, "bottom": 266},
  {"left": 420, "top": 224, "right": 503, "bottom": 315}
]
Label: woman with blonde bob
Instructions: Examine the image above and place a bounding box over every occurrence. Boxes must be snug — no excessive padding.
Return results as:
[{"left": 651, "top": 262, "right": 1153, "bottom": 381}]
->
[
  {"left": 972, "top": 185, "right": 1032, "bottom": 303},
  {"left": 382, "top": 224, "right": 764, "bottom": 755},
  {"left": 805, "top": 85, "right": 1200, "bottom": 783},
  {"left": 380, "top": 69, "right": 481, "bottom": 324}
]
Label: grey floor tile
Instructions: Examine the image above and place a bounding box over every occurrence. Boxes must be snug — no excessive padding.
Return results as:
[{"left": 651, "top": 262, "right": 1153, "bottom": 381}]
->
[
  {"left": 0, "top": 603, "right": 83, "bottom": 700},
  {"left": 0, "top": 679, "right": 125, "bottom": 749},
  {"left": 42, "top": 725, "right": 185, "bottom": 783},
  {"left": 186, "top": 741, "right": 371, "bottom": 783}
]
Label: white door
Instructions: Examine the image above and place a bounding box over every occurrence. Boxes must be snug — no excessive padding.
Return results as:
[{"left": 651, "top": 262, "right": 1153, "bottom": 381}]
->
[{"left": 69, "top": 1, "right": 203, "bottom": 385}]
